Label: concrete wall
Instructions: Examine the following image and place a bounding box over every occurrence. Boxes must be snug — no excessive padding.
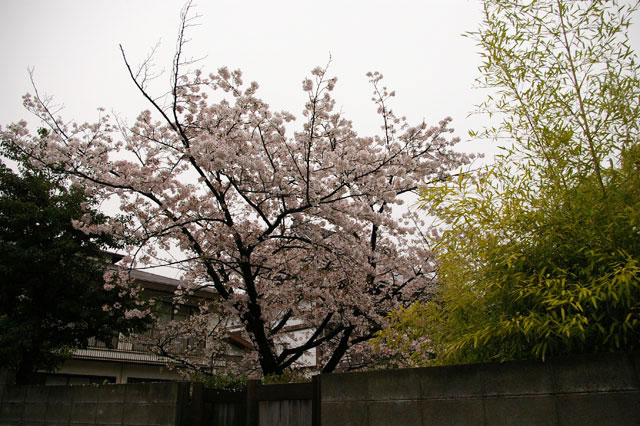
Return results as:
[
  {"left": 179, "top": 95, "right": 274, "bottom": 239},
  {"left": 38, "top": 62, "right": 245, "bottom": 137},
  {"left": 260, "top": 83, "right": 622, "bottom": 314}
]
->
[
  {"left": 320, "top": 352, "right": 640, "bottom": 426},
  {"left": 0, "top": 381, "right": 190, "bottom": 426},
  {"left": 4, "top": 352, "right": 640, "bottom": 425}
]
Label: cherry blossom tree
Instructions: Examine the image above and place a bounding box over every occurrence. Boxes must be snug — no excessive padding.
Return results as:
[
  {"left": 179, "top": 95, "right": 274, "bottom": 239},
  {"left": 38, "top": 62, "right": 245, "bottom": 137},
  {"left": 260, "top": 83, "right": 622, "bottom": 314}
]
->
[{"left": 1, "top": 4, "right": 471, "bottom": 376}]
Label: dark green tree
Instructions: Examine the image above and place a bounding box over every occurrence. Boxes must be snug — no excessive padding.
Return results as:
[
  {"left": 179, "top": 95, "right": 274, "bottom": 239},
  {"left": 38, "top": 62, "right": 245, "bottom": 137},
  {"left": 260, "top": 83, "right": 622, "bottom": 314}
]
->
[{"left": 0, "top": 151, "right": 149, "bottom": 384}]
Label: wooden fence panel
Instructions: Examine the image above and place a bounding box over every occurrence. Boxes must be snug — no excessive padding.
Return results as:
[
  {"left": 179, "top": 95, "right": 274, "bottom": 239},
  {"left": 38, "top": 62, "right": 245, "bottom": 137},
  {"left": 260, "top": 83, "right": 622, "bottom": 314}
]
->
[
  {"left": 255, "top": 382, "right": 313, "bottom": 426},
  {"left": 203, "top": 401, "right": 245, "bottom": 426},
  {"left": 258, "top": 399, "right": 312, "bottom": 426},
  {"left": 201, "top": 387, "right": 246, "bottom": 426}
]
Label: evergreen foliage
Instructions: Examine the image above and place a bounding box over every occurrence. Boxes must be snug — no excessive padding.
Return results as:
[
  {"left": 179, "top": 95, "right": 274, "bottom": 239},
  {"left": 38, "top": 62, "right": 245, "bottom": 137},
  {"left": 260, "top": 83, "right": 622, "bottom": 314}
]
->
[{"left": 0, "top": 151, "right": 149, "bottom": 384}]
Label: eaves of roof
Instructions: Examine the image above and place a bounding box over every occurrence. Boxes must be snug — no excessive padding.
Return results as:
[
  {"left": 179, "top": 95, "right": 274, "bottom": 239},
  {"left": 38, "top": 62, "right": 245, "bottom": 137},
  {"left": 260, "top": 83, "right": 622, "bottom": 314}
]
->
[
  {"left": 226, "top": 332, "right": 253, "bottom": 351},
  {"left": 106, "top": 265, "right": 218, "bottom": 300}
]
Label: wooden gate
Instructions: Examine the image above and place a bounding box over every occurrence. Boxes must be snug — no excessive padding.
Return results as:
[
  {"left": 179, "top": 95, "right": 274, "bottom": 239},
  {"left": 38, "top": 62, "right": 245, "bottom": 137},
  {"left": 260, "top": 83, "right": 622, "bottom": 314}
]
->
[
  {"left": 201, "top": 387, "right": 247, "bottom": 426},
  {"left": 198, "top": 379, "right": 319, "bottom": 426}
]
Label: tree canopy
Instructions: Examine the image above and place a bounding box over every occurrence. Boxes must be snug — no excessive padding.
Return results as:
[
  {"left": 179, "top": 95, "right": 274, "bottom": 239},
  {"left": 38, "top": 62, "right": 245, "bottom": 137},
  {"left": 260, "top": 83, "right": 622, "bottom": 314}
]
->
[
  {"left": 376, "top": 0, "right": 640, "bottom": 366},
  {"left": 0, "top": 153, "right": 149, "bottom": 384},
  {"left": 0, "top": 4, "right": 471, "bottom": 377}
]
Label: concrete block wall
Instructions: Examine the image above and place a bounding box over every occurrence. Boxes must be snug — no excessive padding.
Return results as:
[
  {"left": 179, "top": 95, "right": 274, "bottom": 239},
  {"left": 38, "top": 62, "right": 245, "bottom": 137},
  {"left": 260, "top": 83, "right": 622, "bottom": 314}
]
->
[
  {"left": 3, "top": 352, "right": 640, "bottom": 425},
  {"left": 320, "top": 352, "right": 640, "bottom": 426},
  {"left": 0, "top": 381, "right": 189, "bottom": 426}
]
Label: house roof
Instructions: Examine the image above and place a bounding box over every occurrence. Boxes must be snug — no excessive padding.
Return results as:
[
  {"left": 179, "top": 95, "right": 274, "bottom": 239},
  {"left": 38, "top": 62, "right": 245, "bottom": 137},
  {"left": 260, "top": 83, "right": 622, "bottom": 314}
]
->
[
  {"left": 103, "top": 252, "right": 218, "bottom": 300},
  {"left": 227, "top": 332, "right": 254, "bottom": 351},
  {"left": 127, "top": 268, "right": 183, "bottom": 288},
  {"left": 129, "top": 268, "right": 219, "bottom": 300}
]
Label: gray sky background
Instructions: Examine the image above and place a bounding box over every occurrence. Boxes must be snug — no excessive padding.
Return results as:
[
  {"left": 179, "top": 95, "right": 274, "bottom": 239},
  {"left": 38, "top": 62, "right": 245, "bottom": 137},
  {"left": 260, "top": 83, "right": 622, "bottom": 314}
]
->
[
  {"left": 1, "top": 1, "right": 491, "bottom": 149},
  {"left": 3, "top": 0, "right": 640, "bottom": 153},
  {"left": 3, "top": 1, "right": 640, "bottom": 150}
]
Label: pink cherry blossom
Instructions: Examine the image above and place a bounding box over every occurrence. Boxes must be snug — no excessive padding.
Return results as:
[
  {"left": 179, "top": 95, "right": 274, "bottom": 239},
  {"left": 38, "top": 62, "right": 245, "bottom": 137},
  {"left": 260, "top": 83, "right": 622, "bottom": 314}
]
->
[{"left": 1, "top": 9, "right": 472, "bottom": 377}]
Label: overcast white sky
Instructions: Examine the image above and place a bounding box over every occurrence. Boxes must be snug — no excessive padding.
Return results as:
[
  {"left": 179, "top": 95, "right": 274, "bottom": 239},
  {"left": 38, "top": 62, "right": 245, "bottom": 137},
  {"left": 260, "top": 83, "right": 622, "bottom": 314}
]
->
[
  {"left": 3, "top": 1, "right": 640, "bottom": 150},
  {"left": 3, "top": 0, "right": 640, "bottom": 153},
  {"left": 0, "top": 1, "right": 491, "bottom": 147}
]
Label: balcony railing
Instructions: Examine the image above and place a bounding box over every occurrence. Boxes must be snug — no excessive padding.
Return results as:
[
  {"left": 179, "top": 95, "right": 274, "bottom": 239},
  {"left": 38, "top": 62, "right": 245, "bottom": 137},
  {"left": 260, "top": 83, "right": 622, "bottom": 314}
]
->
[{"left": 86, "top": 331, "right": 202, "bottom": 354}]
